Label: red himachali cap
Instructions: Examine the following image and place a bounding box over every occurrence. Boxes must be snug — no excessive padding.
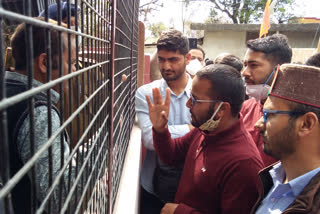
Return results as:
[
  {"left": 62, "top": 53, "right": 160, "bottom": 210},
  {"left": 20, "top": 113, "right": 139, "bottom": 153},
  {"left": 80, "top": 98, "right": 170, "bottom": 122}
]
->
[{"left": 269, "top": 63, "right": 320, "bottom": 108}]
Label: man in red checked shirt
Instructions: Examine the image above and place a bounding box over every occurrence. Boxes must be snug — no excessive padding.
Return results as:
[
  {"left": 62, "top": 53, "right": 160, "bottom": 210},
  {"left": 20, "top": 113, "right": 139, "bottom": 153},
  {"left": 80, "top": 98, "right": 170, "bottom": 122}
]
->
[
  {"left": 147, "top": 64, "right": 263, "bottom": 214},
  {"left": 241, "top": 34, "right": 292, "bottom": 167}
]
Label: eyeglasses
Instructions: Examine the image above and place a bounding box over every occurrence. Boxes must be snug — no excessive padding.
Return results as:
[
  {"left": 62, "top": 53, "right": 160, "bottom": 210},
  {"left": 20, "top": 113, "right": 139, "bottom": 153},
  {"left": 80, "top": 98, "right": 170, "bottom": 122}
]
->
[
  {"left": 190, "top": 94, "right": 221, "bottom": 106},
  {"left": 262, "top": 109, "right": 304, "bottom": 123}
]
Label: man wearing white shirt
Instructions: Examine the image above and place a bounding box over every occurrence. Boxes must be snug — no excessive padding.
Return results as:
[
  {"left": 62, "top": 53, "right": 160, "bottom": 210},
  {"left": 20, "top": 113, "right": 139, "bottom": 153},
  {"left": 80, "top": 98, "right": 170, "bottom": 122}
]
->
[
  {"left": 252, "top": 64, "right": 320, "bottom": 214},
  {"left": 135, "top": 29, "right": 192, "bottom": 214}
]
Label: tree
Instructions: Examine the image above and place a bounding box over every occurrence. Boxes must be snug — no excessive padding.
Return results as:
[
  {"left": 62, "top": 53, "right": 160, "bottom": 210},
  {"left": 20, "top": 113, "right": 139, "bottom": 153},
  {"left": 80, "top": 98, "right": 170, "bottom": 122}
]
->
[
  {"left": 147, "top": 22, "right": 167, "bottom": 38},
  {"left": 204, "top": 8, "right": 232, "bottom": 24},
  {"left": 185, "top": 0, "right": 295, "bottom": 24},
  {"left": 139, "top": 0, "right": 163, "bottom": 21}
]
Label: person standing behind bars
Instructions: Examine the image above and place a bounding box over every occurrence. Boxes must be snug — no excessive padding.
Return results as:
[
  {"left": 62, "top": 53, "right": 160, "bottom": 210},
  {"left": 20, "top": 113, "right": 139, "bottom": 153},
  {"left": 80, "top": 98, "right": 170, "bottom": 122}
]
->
[
  {"left": 135, "top": 29, "right": 193, "bottom": 213},
  {"left": 4, "top": 18, "right": 79, "bottom": 213},
  {"left": 39, "top": 1, "right": 80, "bottom": 26}
]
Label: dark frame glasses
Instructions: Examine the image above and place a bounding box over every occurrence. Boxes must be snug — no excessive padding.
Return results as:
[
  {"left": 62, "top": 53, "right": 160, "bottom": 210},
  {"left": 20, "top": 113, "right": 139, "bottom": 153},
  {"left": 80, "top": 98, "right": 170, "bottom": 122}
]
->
[{"left": 262, "top": 109, "right": 304, "bottom": 123}]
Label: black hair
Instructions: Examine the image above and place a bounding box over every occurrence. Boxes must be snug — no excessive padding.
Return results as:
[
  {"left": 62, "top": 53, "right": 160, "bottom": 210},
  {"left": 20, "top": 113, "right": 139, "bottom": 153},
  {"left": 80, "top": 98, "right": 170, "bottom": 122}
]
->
[
  {"left": 214, "top": 53, "right": 243, "bottom": 73},
  {"left": 288, "top": 101, "right": 320, "bottom": 124},
  {"left": 196, "top": 64, "right": 245, "bottom": 117},
  {"left": 305, "top": 52, "right": 320, "bottom": 68},
  {"left": 246, "top": 34, "right": 292, "bottom": 66},
  {"left": 157, "top": 29, "right": 189, "bottom": 55},
  {"left": 11, "top": 17, "right": 65, "bottom": 70},
  {"left": 190, "top": 45, "right": 205, "bottom": 59}
]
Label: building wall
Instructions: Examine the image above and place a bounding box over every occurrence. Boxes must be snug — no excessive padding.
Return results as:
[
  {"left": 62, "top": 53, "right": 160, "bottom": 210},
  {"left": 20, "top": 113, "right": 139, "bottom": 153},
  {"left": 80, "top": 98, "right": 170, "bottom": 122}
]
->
[
  {"left": 202, "top": 31, "right": 247, "bottom": 61},
  {"left": 298, "top": 18, "right": 320, "bottom": 24},
  {"left": 283, "top": 31, "right": 320, "bottom": 48},
  {"left": 202, "top": 30, "right": 319, "bottom": 62}
]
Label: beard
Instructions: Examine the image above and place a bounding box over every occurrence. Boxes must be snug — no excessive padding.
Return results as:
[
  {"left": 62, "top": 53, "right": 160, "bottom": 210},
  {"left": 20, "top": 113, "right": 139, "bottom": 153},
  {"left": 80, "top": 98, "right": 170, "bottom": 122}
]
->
[
  {"left": 160, "top": 63, "right": 186, "bottom": 82},
  {"left": 190, "top": 104, "right": 215, "bottom": 128},
  {"left": 262, "top": 119, "right": 296, "bottom": 160}
]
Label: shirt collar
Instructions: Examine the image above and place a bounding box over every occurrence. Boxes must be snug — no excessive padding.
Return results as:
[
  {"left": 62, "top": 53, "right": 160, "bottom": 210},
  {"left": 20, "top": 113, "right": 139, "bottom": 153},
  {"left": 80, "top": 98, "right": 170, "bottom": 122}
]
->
[
  {"left": 160, "top": 73, "right": 192, "bottom": 98},
  {"left": 289, "top": 166, "right": 320, "bottom": 196},
  {"left": 269, "top": 162, "right": 285, "bottom": 186},
  {"left": 5, "top": 71, "right": 60, "bottom": 104},
  {"left": 269, "top": 162, "right": 320, "bottom": 197}
]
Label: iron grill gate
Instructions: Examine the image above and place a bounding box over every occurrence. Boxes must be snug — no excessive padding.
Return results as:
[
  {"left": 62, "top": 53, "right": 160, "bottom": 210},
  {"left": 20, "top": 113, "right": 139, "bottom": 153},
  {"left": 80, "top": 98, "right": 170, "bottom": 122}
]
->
[{"left": 0, "top": 0, "right": 139, "bottom": 213}]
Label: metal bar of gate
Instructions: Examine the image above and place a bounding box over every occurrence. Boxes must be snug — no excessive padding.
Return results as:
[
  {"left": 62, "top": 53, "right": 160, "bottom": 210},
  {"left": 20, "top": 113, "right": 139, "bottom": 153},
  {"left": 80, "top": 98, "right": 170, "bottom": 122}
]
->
[
  {"left": 108, "top": 0, "right": 116, "bottom": 213},
  {"left": 0, "top": 0, "right": 139, "bottom": 213}
]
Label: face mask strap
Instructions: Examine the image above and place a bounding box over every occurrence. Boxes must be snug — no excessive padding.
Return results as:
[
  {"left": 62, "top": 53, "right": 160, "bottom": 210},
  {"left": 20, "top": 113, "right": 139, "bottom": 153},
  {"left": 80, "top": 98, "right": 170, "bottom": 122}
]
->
[
  {"left": 209, "top": 102, "right": 223, "bottom": 120},
  {"left": 263, "top": 66, "right": 277, "bottom": 87}
]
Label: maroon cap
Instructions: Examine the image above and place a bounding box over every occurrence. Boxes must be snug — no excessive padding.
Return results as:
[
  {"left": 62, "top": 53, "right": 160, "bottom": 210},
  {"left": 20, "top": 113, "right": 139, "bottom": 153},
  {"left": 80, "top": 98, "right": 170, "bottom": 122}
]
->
[{"left": 269, "top": 64, "right": 320, "bottom": 108}]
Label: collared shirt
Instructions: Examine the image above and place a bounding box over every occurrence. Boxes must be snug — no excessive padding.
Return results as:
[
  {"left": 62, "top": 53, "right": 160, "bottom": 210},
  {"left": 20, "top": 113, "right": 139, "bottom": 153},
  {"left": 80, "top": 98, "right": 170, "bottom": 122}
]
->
[
  {"left": 135, "top": 74, "right": 192, "bottom": 195},
  {"left": 256, "top": 162, "right": 320, "bottom": 214}
]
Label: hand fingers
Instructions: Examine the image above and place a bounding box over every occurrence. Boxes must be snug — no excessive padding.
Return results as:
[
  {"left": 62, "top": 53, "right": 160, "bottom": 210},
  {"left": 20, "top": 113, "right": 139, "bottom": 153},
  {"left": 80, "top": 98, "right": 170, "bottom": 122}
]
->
[
  {"left": 164, "top": 88, "right": 171, "bottom": 107},
  {"left": 152, "top": 88, "right": 162, "bottom": 105},
  {"left": 161, "top": 110, "right": 168, "bottom": 122},
  {"left": 146, "top": 94, "right": 153, "bottom": 109}
]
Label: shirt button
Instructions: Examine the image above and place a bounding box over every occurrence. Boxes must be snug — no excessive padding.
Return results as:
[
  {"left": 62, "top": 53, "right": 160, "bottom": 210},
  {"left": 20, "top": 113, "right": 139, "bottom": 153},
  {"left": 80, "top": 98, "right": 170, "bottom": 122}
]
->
[{"left": 201, "top": 167, "right": 206, "bottom": 172}]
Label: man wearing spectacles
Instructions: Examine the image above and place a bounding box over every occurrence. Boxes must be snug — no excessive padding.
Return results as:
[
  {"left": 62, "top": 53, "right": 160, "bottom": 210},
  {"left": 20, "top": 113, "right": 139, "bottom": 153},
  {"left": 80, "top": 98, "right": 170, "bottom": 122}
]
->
[
  {"left": 241, "top": 34, "right": 292, "bottom": 167},
  {"left": 147, "top": 64, "right": 263, "bottom": 214},
  {"left": 252, "top": 64, "right": 320, "bottom": 213}
]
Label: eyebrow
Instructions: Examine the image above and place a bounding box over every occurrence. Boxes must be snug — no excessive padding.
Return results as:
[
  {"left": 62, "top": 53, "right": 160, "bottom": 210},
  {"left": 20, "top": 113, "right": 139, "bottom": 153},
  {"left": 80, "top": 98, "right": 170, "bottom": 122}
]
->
[
  {"left": 190, "top": 93, "right": 199, "bottom": 99},
  {"left": 246, "top": 60, "right": 259, "bottom": 64},
  {"left": 158, "top": 56, "right": 179, "bottom": 60}
]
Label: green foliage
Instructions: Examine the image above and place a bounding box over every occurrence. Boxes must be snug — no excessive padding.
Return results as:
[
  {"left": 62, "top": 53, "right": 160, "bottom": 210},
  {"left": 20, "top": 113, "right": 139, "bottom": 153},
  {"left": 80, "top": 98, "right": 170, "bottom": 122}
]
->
[
  {"left": 147, "top": 22, "right": 167, "bottom": 38},
  {"left": 188, "top": 0, "right": 295, "bottom": 24}
]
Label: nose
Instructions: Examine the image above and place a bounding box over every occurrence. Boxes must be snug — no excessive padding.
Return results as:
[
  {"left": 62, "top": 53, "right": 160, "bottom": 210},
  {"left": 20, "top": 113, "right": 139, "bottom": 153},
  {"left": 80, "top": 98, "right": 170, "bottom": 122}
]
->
[
  {"left": 162, "top": 60, "right": 171, "bottom": 71},
  {"left": 186, "top": 97, "right": 192, "bottom": 109},
  {"left": 241, "top": 66, "right": 250, "bottom": 78},
  {"left": 72, "top": 64, "right": 76, "bottom": 72},
  {"left": 255, "top": 116, "right": 265, "bottom": 131}
]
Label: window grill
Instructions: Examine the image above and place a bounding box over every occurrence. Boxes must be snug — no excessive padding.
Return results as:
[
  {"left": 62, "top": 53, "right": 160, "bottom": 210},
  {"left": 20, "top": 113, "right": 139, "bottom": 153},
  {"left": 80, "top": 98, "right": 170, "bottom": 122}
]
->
[{"left": 0, "top": 0, "right": 139, "bottom": 213}]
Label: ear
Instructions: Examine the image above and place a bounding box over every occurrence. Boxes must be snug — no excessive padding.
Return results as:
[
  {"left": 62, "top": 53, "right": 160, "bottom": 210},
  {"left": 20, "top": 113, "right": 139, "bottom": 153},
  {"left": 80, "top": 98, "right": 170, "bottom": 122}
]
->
[
  {"left": 36, "top": 53, "right": 47, "bottom": 74},
  {"left": 215, "top": 102, "right": 231, "bottom": 119},
  {"left": 296, "top": 112, "right": 318, "bottom": 138},
  {"left": 185, "top": 53, "right": 191, "bottom": 65}
]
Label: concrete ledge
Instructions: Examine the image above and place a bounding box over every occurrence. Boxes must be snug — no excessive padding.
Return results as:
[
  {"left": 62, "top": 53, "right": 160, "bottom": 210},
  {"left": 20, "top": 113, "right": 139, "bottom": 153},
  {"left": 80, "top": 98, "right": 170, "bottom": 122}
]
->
[
  {"left": 113, "top": 122, "right": 141, "bottom": 214},
  {"left": 190, "top": 23, "right": 320, "bottom": 32}
]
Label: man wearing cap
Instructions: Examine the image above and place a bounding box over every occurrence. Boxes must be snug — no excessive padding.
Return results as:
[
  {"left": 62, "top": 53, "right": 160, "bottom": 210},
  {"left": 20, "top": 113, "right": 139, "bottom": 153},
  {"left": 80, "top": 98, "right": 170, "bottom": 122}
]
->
[
  {"left": 252, "top": 64, "right": 320, "bottom": 213},
  {"left": 241, "top": 34, "right": 292, "bottom": 166},
  {"left": 39, "top": 1, "right": 79, "bottom": 26}
]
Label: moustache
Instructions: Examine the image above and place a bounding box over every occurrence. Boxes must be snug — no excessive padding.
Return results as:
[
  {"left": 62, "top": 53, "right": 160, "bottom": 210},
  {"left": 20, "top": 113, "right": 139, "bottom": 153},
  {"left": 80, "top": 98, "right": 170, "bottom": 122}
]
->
[
  {"left": 245, "top": 77, "right": 254, "bottom": 84},
  {"left": 161, "top": 69, "right": 173, "bottom": 72}
]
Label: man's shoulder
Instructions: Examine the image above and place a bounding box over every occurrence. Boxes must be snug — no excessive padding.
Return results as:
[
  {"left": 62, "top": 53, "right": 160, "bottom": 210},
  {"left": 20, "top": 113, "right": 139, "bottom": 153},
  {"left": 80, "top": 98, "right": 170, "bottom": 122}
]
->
[
  {"left": 241, "top": 98, "right": 263, "bottom": 121},
  {"left": 136, "top": 79, "right": 164, "bottom": 95},
  {"left": 242, "top": 98, "right": 261, "bottom": 110}
]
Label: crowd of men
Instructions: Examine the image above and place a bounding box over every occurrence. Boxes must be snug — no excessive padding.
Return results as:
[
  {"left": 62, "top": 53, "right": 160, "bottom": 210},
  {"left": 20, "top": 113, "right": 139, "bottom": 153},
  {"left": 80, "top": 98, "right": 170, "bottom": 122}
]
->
[
  {"left": 2, "top": 1, "right": 320, "bottom": 214},
  {"left": 136, "top": 29, "right": 320, "bottom": 214}
]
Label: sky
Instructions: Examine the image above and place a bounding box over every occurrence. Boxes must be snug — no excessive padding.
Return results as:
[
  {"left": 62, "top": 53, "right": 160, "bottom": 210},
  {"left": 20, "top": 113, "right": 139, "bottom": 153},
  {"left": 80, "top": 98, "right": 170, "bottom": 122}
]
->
[{"left": 140, "top": 0, "right": 320, "bottom": 33}]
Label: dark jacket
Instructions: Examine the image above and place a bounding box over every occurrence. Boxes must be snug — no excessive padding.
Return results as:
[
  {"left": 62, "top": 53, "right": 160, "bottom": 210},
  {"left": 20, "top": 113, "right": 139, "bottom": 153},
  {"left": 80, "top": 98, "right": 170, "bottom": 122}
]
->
[
  {"left": 251, "top": 164, "right": 320, "bottom": 214},
  {"left": 6, "top": 77, "right": 59, "bottom": 214}
]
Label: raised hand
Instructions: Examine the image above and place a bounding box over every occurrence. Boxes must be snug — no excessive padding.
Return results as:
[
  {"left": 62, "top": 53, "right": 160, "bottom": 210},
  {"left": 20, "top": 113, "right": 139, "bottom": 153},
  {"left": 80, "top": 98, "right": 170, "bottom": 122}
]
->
[
  {"left": 161, "top": 203, "right": 179, "bottom": 214},
  {"left": 146, "top": 87, "right": 171, "bottom": 133}
]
